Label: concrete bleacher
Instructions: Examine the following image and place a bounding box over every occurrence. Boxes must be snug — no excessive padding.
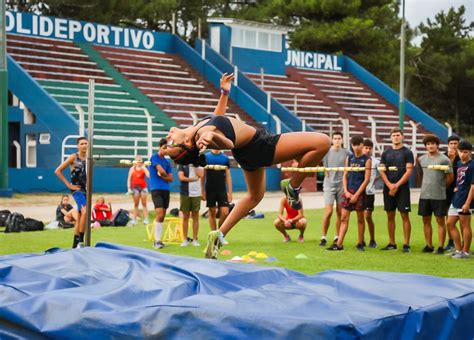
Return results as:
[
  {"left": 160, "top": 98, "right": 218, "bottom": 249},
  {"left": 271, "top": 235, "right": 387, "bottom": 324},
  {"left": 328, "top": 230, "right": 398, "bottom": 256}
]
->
[
  {"left": 291, "top": 68, "right": 430, "bottom": 151},
  {"left": 7, "top": 34, "right": 168, "bottom": 163},
  {"left": 245, "top": 72, "right": 365, "bottom": 136},
  {"left": 93, "top": 45, "right": 259, "bottom": 129},
  {"left": 247, "top": 68, "right": 432, "bottom": 155}
]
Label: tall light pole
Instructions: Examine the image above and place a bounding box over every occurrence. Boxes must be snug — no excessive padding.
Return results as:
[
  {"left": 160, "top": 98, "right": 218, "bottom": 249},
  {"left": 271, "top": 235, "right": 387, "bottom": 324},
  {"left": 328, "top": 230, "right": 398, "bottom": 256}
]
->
[
  {"left": 0, "top": 0, "right": 12, "bottom": 197},
  {"left": 399, "top": 0, "right": 406, "bottom": 130}
]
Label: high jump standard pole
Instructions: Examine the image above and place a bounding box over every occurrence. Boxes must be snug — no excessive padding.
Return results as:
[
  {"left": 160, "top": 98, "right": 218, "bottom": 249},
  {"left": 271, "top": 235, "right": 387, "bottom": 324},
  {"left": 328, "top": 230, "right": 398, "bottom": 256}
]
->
[{"left": 84, "top": 79, "right": 95, "bottom": 247}]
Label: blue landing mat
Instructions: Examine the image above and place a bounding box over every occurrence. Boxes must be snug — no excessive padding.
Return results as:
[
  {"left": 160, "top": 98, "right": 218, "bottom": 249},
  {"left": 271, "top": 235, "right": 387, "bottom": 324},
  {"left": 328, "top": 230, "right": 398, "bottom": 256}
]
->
[{"left": 0, "top": 243, "right": 473, "bottom": 339}]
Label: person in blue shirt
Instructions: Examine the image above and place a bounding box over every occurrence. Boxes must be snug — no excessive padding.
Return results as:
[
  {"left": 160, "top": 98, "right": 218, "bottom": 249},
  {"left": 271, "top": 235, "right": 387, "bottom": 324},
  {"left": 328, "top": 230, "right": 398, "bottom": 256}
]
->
[
  {"left": 149, "top": 139, "right": 173, "bottom": 249},
  {"left": 328, "top": 135, "right": 371, "bottom": 251},
  {"left": 446, "top": 140, "right": 474, "bottom": 259}
]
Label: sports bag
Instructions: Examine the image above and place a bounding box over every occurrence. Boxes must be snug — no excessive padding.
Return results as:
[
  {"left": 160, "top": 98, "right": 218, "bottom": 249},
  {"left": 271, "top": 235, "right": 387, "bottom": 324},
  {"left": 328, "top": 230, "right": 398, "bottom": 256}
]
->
[
  {"left": 24, "top": 218, "right": 45, "bottom": 232},
  {"left": 111, "top": 209, "right": 129, "bottom": 227},
  {"left": 5, "top": 213, "right": 25, "bottom": 233},
  {"left": 0, "top": 210, "right": 11, "bottom": 226}
]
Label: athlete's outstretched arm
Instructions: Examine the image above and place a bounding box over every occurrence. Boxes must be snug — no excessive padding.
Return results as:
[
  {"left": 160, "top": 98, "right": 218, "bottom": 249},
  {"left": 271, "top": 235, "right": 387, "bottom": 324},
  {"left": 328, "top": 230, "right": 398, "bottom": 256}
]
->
[{"left": 213, "top": 73, "right": 234, "bottom": 116}]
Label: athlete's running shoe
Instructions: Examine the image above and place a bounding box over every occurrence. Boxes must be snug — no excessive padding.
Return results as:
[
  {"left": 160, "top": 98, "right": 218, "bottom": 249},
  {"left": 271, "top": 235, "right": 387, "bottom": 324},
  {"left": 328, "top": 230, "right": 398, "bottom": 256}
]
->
[
  {"left": 280, "top": 179, "right": 302, "bottom": 209},
  {"left": 205, "top": 230, "right": 222, "bottom": 259}
]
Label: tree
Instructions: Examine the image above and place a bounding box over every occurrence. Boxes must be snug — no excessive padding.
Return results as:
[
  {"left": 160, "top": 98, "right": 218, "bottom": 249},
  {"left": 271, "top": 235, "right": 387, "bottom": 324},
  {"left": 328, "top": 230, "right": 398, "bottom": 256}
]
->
[{"left": 407, "top": 6, "right": 474, "bottom": 136}]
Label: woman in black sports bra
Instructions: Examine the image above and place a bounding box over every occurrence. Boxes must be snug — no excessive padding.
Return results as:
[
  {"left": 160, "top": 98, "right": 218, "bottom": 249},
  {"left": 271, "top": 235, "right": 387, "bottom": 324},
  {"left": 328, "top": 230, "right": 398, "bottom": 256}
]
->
[{"left": 166, "top": 73, "right": 330, "bottom": 259}]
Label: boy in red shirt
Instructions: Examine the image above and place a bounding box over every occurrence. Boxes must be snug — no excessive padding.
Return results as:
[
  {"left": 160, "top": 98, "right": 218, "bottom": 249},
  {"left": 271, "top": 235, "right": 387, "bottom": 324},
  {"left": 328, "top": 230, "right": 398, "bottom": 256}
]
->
[{"left": 273, "top": 196, "right": 307, "bottom": 242}]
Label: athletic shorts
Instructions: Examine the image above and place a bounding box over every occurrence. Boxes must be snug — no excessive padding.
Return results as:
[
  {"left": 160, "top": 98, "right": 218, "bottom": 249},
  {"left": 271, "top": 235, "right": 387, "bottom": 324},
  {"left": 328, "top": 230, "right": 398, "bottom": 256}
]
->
[
  {"left": 323, "top": 183, "right": 344, "bottom": 205},
  {"left": 341, "top": 190, "right": 366, "bottom": 212},
  {"left": 418, "top": 199, "right": 447, "bottom": 217},
  {"left": 180, "top": 196, "right": 201, "bottom": 212},
  {"left": 132, "top": 186, "right": 148, "bottom": 195},
  {"left": 151, "top": 189, "right": 170, "bottom": 209},
  {"left": 206, "top": 191, "right": 229, "bottom": 208},
  {"left": 72, "top": 191, "right": 87, "bottom": 211},
  {"left": 232, "top": 128, "right": 281, "bottom": 171},
  {"left": 364, "top": 194, "right": 375, "bottom": 211},
  {"left": 383, "top": 185, "right": 411, "bottom": 212},
  {"left": 448, "top": 204, "right": 473, "bottom": 216}
]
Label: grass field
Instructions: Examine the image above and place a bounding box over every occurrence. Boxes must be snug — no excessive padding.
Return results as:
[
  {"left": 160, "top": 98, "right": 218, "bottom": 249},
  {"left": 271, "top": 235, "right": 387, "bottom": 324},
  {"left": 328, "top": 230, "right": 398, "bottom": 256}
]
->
[{"left": 1, "top": 206, "right": 473, "bottom": 278}]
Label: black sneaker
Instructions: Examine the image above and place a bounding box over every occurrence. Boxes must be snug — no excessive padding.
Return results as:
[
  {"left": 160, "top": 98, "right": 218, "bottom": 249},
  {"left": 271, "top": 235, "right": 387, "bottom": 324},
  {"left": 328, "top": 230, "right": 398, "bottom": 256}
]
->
[
  {"left": 361, "top": 241, "right": 367, "bottom": 247},
  {"left": 444, "top": 240, "right": 454, "bottom": 251},
  {"left": 368, "top": 240, "right": 377, "bottom": 248},
  {"left": 356, "top": 243, "right": 365, "bottom": 251},
  {"left": 422, "top": 245, "right": 434, "bottom": 253},
  {"left": 319, "top": 238, "right": 327, "bottom": 246},
  {"left": 381, "top": 243, "right": 397, "bottom": 251},
  {"left": 402, "top": 244, "right": 411, "bottom": 253},
  {"left": 436, "top": 247, "right": 445, "bottom": 254},
  {"left": 327, "top": 244, "right": 344, "bottom": 251},
  {"left": 332, "top": 237, "right": 339, "bottom": 246}
]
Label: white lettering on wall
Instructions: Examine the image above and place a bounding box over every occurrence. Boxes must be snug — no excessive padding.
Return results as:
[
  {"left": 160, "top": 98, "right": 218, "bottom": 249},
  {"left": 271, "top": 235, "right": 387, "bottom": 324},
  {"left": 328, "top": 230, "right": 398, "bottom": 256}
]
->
[
  {"left": 6, "top": 11, "right": 156, "bottom": 50},
  {"left": 286, "top": 50, "right": 342, "bottom": 71}
]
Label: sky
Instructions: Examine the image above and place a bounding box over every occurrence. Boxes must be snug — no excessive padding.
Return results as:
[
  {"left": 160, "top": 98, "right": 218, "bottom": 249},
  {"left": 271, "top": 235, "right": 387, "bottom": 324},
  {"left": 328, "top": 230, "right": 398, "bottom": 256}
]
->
[{"left": 404, "top": 0, "right": 474, "bottom": 44}]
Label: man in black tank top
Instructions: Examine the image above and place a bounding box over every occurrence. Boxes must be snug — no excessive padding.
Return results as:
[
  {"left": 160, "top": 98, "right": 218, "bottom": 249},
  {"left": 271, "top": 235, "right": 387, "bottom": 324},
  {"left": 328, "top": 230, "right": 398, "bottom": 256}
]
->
[{"left": 55, "top": 137, "right": 89, "bottom": 248}]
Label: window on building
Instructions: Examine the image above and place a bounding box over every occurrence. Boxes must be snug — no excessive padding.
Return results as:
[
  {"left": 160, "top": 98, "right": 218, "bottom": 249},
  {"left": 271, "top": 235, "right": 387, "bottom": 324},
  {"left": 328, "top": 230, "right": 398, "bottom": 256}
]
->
[{"left": 231, "top": 26, "right": 282, "bottom": 52}]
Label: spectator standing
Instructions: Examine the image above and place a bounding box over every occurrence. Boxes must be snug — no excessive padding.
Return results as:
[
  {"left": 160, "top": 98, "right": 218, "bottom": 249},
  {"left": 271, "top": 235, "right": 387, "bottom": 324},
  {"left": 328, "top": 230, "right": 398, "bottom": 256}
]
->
[
  {"left": 54, "top": 136, "right": 88, "bottom": 248},
  {"left": 447, "top": 141, "right": 474, "bottom": 259},
  {"left": 178, "top": 164, "right": 203, "bottom": 247},
  {"left": 202, "top": 150, "right": 232, "bottom": 241},
  {"left": 444, "top": 135, "right": 461, "bottom": 250},
  {"left": 149, "top": 139, "right": 173, "bottom": 249},
  {"left": 418, "top": 135, "right": 453, "bottom": 254},
  {"left": 319, "top": 132, "right": 351, "bottom": 246},
  {"left": 329, "top": 136, "right": 371, "bottom": 251},
  {"left": 363, "top": 139, "right": 379, "bottom": 248},
  {"left": 127, "top": 155, "right": 150, "bottom": 225},
  {"left": 379, "top": 127, "right": 414, "bottom": 252}
]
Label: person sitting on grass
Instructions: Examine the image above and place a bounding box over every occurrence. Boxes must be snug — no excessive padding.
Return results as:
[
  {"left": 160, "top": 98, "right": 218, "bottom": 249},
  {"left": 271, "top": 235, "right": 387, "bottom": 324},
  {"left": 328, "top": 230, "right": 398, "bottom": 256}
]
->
[
  {"left": 56, "top": 194, "right": 78, "bottom": 229},
  {"left": 165, "top": 73, "right": 330, "bottom": 259},
  {"left": 417, "top": 134, "right": 453, "bottom": 254},
  {"left": 274, "top": 196, "right": 307, "bottom": 243},
  {"left": 446, "top": 140, "right": 474, "bottom": 259},
  {"left": 328, "top": 135, "right": 371, "bottom": 251},
  {"left": 93, "top": 197, "right": 112, "bottom": 226}
]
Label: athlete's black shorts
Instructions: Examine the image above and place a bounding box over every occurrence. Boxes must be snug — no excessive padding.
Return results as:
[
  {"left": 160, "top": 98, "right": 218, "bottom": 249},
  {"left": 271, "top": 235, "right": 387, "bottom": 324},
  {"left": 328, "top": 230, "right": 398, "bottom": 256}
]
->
[
  {"left": 151, "top": 189, "right": 170, "bottom": 209},
  {"left": 418, "top": 199, "right": 447, "bottom": 217},
  {"left": 232, "top": 128, "right": 281, "bottom": 171},
  {"left": 364, "top": 194, "right": 375, "bottom": 211},
  {"left": 383, "top": 185, "right": 411, "bottom": 212},
  {"left": 206, "top": 191, "right": 229, "bottom": 208}
]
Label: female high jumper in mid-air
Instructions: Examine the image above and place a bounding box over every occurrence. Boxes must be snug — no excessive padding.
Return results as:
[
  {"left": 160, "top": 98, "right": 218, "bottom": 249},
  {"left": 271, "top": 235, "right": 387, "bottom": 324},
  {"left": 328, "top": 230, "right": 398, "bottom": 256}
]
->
[{"left": 166, "top": 73, "right": 330, "bottom": 259}]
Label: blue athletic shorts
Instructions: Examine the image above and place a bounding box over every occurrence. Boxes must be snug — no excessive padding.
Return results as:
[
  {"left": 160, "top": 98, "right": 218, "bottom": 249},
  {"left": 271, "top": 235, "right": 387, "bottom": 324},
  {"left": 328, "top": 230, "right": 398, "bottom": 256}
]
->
[{"left": 72, "top": 191, "right": 87, "bottom": 211}]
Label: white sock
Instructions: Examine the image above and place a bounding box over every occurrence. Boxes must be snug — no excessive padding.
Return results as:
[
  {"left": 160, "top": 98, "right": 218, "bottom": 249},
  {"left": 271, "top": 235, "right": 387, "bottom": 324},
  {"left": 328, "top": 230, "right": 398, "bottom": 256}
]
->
[
  {"left": 154, "top": 222, "right": 163, "bottom": 242},
  {"left": 321, "top": 236, "right": 327, "bottom": 240},
  {"left": 218, "top": 231, "right": 225, "bottom": 242}
]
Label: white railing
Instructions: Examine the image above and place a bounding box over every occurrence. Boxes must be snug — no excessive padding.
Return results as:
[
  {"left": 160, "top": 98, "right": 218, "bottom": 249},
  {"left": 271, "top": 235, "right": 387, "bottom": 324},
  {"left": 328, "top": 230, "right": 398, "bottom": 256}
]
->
[
  {"left": 338, "top": 117, "right": 350, "bottom": 147},
  {"left": 368, "top": 115, "right": 383, "bottom": 155},
  {"left": 13, "top": 140, "right": 21, "bottom": 169}
]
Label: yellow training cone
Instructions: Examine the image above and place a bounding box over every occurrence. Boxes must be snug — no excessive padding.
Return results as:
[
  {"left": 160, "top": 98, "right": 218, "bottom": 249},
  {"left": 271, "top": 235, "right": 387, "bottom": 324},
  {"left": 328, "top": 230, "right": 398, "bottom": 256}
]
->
[
  {"left": 241, "top": 255, "right": 251, "bottom": 261},
  {"left": 256, "top": 252, "right": 268, "bottom": 259},
  {"left": 248, "top": 251, "right": 258, "bottom": 256}
]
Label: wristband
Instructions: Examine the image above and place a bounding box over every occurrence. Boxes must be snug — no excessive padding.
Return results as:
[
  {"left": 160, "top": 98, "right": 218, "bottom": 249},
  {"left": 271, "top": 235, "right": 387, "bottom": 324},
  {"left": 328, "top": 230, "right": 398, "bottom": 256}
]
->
[{"left": 220, "top": 88, "right": 230, "bottom": 96}]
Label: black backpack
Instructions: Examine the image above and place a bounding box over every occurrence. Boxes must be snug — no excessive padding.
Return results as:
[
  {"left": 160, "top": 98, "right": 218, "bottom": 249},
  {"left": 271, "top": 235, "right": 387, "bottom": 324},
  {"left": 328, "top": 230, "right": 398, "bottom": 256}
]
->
[
  {"left": 111, "top": 209, "right": 129, "bottom": 227},
  {"left": 5, "top": 213, "right": 25, "bottom": 233},
  {"left": 24, "top": 218, "right": 45, "bottom": 232},
  {"left": 0, "top": 210, "right": 11, "bottom": 226}
]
